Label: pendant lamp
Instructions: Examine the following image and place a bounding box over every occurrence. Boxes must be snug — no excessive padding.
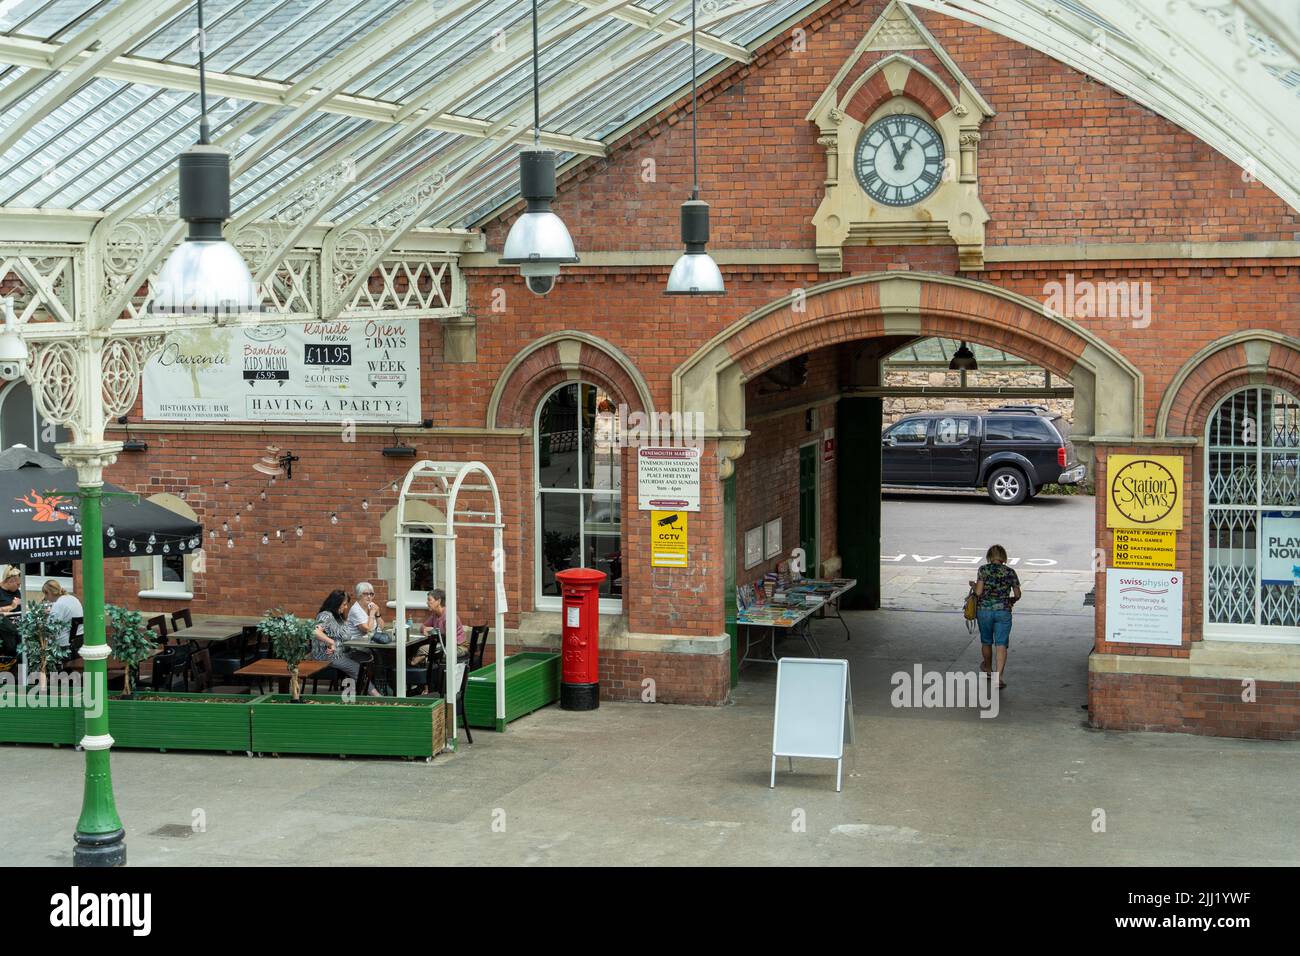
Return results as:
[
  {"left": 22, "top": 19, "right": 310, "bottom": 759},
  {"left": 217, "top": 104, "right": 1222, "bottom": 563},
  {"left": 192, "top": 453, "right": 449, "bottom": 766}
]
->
[
  {"left": 499, "top": 0, "right": 578, "bottom": 296},
  {"left": 666, "top": 0, "right": 724, "bottom": 295},
  {"left": 153, "top": 0, "right": 258, "bottom": 315},
  {"left": 948, "top": 341, "right": 978, "bottom": 372}
]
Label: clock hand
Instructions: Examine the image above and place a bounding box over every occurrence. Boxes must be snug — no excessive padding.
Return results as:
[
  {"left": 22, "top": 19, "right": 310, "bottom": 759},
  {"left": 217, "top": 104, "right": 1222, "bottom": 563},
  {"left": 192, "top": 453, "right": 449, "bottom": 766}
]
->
[
  {"left": 886, "top": 136, "right": 903, "bottom": 168},
  {"left": 894, "top": 139, "right": 913, "bottom": 171}
]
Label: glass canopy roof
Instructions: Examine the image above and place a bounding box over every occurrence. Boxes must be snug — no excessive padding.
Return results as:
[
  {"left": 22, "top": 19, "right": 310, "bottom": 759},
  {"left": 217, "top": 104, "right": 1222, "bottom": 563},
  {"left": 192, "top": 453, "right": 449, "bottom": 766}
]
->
[{"left": 1, "top": 0, "right": 1297, "bottom": 236}]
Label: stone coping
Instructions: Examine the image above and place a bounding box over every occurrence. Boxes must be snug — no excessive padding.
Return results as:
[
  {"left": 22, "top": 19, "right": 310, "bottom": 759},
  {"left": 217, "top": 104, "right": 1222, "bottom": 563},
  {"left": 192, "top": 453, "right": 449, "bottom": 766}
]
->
[{"left": 1090, "top": 641, "right": 1300, "bottom": 683}]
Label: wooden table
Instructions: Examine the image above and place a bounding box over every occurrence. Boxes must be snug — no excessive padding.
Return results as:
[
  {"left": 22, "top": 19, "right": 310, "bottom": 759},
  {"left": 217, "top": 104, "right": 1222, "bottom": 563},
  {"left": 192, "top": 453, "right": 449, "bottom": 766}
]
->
[
  {"left": 166, "top": 620, "right": 254, "bottom": 646},
  {"left": 233, "top": 658, "right": 329, "bottom": 694}
]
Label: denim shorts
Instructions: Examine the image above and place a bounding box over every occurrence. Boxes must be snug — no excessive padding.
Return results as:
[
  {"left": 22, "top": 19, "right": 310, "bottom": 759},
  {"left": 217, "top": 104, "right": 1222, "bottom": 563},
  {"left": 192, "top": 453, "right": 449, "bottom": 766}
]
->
[{"left": 976, "top": 608, "right": 1013, "bottom": 646}]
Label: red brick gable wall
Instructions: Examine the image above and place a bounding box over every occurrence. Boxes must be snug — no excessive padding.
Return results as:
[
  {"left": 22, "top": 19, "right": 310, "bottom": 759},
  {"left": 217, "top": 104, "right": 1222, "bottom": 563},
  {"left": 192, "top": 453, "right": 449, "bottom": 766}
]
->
[{"left": 480, "top": 0, "right": 1298, "bottom": 252}]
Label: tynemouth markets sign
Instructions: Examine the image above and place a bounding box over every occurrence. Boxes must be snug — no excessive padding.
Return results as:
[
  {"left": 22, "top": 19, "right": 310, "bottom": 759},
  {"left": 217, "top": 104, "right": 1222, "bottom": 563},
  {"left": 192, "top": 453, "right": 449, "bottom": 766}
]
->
[
  {"left": 1106, "top": 454, "right": 1184, "bottom": 531},
  {"left": 143, "top": 320, "right": 421, "bottom": 424}
]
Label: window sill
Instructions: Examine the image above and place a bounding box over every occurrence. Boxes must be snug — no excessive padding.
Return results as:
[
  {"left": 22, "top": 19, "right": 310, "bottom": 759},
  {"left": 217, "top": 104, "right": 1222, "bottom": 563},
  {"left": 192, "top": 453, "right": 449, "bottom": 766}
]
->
[{"left": 137, "top": 589, "right": 193, "bottom": 601}]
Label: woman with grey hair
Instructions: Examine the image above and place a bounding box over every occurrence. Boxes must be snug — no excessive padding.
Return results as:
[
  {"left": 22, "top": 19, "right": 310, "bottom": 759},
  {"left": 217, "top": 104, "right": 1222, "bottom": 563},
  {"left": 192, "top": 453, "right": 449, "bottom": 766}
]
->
[{"left": 347, "top": 581, "right": 386, "bottom": 640}]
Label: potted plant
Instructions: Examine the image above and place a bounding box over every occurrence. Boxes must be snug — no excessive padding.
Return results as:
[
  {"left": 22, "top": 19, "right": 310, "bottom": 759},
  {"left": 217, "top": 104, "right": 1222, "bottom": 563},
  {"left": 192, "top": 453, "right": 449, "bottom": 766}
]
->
[
  {"left": 17, "top": 601, "right": 67, "bottom": 693},
  {"left": 106, "top": 604, "right": 156, "bottom": 698},
  {"left": 258, "top": 609, "right": 313, "bottom": 702}
]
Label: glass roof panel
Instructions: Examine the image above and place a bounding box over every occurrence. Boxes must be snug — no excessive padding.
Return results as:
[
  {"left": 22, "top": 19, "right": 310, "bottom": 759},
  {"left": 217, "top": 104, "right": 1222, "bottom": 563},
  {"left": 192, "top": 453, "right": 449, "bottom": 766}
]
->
[{"left": 0, "top": 0, "right": 108, "bottom": 40}]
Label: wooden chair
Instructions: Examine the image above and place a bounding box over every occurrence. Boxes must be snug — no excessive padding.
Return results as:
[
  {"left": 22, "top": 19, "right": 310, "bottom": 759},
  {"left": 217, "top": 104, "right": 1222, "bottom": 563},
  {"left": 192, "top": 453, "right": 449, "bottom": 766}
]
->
[
  {"left": 468, "top": 625, "right": 489, "bottom": 672},
  {"left": 187, "top": 648, "right": 212, "bottom": 693},
  {"left": 455, "top": 661, "right": 472, "bottom": 745},
  {"left": 211, "top": 626, "right": 258, "bottom": 688},
  {"left": 145, "top": 614, "right": 168, "bottom": 643},
  {"left": 170, "top": 608, "right": 192, "bottom": 632}
]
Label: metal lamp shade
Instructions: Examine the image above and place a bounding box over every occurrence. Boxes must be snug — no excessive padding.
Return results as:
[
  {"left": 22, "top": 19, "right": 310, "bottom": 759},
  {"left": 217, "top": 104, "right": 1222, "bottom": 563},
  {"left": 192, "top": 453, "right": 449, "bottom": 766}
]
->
[
  {"left": 948, "top": 341, "right": 979, "bottom": 372},
  {"left": 666, "top": 251, "right": 725, "bottom": 295},
  {"left": 153, "top": 239, "right": 260, "bottom": 315},
  {"left": 665, "top": 199, "right": 724, "bottom": 295},
  {"left": 500, "top": 210, "right": 578, "bottom": 265}
]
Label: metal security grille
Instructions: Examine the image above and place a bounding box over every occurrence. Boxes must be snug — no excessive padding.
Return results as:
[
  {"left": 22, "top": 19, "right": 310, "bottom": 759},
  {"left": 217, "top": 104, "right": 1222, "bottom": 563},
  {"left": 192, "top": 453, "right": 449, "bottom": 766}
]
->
[{"left": 1206, "top": 387, "right": 1300, "bottom": 635}]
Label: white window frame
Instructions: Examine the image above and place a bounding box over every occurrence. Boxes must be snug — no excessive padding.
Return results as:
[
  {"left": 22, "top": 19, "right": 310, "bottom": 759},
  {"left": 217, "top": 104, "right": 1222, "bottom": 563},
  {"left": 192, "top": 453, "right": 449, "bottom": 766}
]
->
[
  {"left": 24, "top": 563, "right": 74, "bottom": 597},
  {"left": 138, "top": 553, "right": 192, "bottom": 601},
  {"left": 1203, "top": 385, "right": 1300, "bottom": 644},
  {"left": 534, "top": 381, "right": 623, "bottom": 615}
]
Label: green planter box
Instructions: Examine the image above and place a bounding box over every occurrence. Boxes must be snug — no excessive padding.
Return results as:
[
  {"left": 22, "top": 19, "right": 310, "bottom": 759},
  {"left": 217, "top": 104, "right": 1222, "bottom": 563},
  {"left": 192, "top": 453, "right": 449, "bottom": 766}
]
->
[
  {"left": 74, "top": 692, "right": 255, "bottom": 753},
  {"left": 465, "top": 652, "right": 560, "bottom": 730},
  {"left": 0, "top": 691, "right": 79, "bottom": 745},
  {"left": 250, "top": 694, "right": 445, "bottom": 758}
]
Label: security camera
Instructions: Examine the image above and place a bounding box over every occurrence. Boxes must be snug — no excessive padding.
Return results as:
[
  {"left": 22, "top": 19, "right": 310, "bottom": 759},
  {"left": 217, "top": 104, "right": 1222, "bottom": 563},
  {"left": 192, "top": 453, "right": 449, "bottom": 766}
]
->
[
  {"left": 526, "top": 274, "right": 556, "bottom": 296},
  {"left": 0, "top": 298, "right": 27, "bottom": 382},
  {"left": 521, "top": 261, "right": 560, "bottom": 297}
]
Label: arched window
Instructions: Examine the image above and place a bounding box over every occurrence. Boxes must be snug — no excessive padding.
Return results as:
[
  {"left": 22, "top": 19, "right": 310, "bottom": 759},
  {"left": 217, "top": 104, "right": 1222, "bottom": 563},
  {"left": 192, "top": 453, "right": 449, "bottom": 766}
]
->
[
  {"left": 535, "top": 381, "right": 622, "bottom": 610},
  {"left": 1205, "top": 386, "right": 1300, "bottom": 640}
]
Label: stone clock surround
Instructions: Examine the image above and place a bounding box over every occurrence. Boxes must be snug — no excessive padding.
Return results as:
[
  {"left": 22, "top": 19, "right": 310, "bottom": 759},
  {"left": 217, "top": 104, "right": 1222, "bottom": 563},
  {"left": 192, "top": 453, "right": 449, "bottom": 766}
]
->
[{"left": 807, "top": 8, "right": 995, "bottom": 272}]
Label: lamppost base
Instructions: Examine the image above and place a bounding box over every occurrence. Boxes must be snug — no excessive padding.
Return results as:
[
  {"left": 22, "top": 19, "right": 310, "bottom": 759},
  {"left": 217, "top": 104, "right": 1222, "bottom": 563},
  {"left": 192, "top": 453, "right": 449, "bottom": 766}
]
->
[{"left": 73, "top": 828, "right": 127, "bottom": 867}]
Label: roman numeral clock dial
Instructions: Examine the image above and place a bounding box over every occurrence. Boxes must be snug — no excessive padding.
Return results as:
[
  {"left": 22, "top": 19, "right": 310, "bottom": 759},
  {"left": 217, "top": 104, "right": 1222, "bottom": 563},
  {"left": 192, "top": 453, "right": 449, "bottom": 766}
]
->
[{"left": 853, "top": 114, "right": 945, "bottom": 207}]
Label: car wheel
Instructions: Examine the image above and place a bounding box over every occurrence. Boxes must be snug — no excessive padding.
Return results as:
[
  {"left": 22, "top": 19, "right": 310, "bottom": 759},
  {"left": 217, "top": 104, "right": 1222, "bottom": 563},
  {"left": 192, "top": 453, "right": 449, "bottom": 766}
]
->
[{"left": 987, "top": 467, "right": 1028, "bottom": 505}]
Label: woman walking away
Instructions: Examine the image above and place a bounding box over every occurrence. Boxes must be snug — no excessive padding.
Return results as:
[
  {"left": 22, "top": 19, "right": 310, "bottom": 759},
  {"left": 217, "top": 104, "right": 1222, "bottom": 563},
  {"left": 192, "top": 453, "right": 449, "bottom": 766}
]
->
[
  {"left": 313, "top": 589, "right": 382, "bottom": 697},
  {"left": 975, "top": 544, "right": 1021, "bottom": 689}
]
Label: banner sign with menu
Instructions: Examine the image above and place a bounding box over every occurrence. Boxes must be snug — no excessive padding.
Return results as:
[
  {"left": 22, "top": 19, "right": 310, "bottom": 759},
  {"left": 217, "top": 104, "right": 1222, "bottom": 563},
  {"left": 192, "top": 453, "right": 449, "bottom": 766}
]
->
[{"left": 142, "top": 319, "right": 420, "bottom": 424}]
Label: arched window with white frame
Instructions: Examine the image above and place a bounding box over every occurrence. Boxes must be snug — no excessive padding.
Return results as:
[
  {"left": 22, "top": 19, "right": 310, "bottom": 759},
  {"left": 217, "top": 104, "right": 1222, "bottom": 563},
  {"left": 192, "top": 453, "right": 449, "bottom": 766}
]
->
[
  {"left": 1205, "top": 386, "right": 1300, "bottom": 641},
  {"left": 535, "top": 381, "right": 622, "bottom": 612}
]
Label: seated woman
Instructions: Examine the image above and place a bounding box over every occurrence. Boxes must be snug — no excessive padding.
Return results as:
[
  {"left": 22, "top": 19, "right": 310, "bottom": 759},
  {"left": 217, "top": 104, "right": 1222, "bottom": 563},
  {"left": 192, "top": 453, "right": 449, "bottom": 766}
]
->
[
  {"left": 313, "top": 589, "right": 382, "bottom": 696},
  {"left": 42, "top": 580, "right": 83, "bottom": 648},
  {"left": 347, "top": 581, "right": 390, "bottom": 642}
]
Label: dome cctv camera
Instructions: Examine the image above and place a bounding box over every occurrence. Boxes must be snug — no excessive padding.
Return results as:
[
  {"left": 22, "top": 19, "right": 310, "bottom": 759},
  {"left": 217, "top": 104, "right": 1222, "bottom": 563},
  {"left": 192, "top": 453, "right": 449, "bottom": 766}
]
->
[
  {"left": 526, "top": 274, "right": 556, "bottom": 296},
  {"left": 520, "top": 260, "right": 560, "bottom": 297}
]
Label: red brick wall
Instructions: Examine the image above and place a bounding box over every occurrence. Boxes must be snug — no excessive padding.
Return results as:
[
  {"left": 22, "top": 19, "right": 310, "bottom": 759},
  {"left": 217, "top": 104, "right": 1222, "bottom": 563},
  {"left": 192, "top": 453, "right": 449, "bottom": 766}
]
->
[
  {"left": 1090, "top": 672, "right": 1300, "bottom": 740},
  {"left": 483, "top": 0, "right": 1298, "bottom": 252},
  {"left": 736, "top": 346, "right": 840, "bottom": 581}
]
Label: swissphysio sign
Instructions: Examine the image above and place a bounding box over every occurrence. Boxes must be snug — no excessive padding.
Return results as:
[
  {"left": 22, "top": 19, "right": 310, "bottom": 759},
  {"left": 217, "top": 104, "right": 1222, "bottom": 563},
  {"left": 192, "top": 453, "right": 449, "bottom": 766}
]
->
[{"left": 142, "top": 319, "right": 420, "bottom": 424}]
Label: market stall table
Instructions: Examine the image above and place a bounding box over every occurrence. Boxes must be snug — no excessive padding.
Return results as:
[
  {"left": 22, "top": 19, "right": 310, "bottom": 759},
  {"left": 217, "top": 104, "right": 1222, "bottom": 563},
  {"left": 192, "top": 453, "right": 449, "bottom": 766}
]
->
[
  {"left": 784, "top": 577, "right": 858, "bottom": 639},
  {"left": 736, "top": 602, "right": 820, "bottom": 666}
]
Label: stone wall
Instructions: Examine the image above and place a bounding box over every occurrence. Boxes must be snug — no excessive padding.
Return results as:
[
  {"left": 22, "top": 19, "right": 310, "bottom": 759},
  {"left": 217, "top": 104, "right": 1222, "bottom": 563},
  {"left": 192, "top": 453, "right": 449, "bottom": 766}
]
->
[{"left": 882, "top": 367, "right": 1075, "bottom": 424}]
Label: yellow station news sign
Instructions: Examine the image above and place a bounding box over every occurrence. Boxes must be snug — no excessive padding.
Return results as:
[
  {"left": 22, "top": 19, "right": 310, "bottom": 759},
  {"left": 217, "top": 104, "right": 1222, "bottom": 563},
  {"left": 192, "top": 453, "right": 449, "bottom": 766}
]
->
[
  {"left": 651, "top": 510, "right": 688, "bottom": 568},
  {"left": 1112, "top": 528, "right": 1176, "bottom": 570},
  {"left": 1107, "top": 454, "right": 1184, "bottom": 531}
]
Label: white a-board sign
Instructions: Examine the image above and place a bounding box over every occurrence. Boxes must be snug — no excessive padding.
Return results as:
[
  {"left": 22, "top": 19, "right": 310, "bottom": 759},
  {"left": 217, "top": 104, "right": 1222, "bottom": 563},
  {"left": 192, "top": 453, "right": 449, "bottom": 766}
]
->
[{"left": 771, "top": 657, "right": 854, "bottom": 792}]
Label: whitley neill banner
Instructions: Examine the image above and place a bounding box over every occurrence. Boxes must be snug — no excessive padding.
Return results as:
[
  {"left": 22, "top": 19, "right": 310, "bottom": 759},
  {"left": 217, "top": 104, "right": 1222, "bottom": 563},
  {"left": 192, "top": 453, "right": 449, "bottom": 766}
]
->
[{"left": 143, "top": 319, "right": 421, "bottom": 424}]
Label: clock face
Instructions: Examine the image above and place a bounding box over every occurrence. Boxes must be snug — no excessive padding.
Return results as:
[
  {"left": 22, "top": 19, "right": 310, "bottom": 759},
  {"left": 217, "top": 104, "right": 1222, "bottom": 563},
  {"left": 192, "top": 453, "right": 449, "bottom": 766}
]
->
[{"left": 853, "top": 114, "right": 945, "bottom": 207}]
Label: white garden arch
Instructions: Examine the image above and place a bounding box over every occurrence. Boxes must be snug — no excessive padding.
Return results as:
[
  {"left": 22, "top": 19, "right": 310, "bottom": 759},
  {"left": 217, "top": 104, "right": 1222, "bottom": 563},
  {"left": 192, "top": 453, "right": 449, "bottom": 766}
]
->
[{"left": 393, "top": 459, "right": 507, "bottom": 750}]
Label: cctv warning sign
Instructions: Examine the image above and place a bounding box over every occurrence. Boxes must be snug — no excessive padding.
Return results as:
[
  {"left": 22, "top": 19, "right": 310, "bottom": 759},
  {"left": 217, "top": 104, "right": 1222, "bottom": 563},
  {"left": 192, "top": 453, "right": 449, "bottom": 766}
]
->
[{"left": 650, "top": 510, "right": 688, "bottom": 568}]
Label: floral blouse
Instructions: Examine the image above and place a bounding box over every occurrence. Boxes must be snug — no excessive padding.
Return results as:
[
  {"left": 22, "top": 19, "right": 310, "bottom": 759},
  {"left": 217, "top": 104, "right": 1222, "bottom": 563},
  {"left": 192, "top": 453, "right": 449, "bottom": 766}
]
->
[{"left": 977, "top": 563, "right": 1020, "bottom": 611}]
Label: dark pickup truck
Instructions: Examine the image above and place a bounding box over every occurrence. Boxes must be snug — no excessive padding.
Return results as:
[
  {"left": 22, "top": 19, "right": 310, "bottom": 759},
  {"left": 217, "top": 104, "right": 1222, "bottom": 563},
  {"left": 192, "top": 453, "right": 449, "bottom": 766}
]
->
[{"left": 881, "top": 406, "right": 1086, "bottom": 505}]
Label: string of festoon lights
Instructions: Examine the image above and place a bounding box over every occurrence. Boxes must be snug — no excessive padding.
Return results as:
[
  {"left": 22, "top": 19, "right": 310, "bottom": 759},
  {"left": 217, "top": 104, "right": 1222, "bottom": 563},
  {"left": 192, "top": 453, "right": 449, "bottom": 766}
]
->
[{"left": 160, "top": 445, "right": 412, "bottom": 553}]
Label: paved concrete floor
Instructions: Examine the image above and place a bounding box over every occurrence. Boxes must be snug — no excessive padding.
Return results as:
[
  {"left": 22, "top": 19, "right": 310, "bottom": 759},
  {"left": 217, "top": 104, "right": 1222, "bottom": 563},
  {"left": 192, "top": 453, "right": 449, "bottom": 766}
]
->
[{"left": 4, "top": 494, "right": 1296, "bottom": 866}]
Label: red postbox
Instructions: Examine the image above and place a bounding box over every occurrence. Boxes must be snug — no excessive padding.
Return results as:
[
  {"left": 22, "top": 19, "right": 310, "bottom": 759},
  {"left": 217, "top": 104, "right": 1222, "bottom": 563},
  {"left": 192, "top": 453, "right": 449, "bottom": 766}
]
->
[{"left": 556, "top": 567, "right": 606, "bottom": 710}]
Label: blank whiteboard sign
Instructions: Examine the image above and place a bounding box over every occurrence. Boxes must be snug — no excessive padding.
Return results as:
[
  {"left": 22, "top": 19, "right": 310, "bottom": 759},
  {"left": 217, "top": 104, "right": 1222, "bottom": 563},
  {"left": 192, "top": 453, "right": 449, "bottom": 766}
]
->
[{"left": 771, "top": 657, "right": 853, "bottom": 791}]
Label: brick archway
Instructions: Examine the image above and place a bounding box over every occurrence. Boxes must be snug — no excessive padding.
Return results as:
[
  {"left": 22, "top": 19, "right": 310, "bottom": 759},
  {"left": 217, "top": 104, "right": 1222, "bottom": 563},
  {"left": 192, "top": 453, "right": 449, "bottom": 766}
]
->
[
  {"left": 674, "top": 272, "right": 1144, "bottom": 474},
  {"left": 1157, "top": 332, "right": 1300, "bottom": 439},
  {"left": 488, "top": 331, "right": 654, "bottom": 430}
]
